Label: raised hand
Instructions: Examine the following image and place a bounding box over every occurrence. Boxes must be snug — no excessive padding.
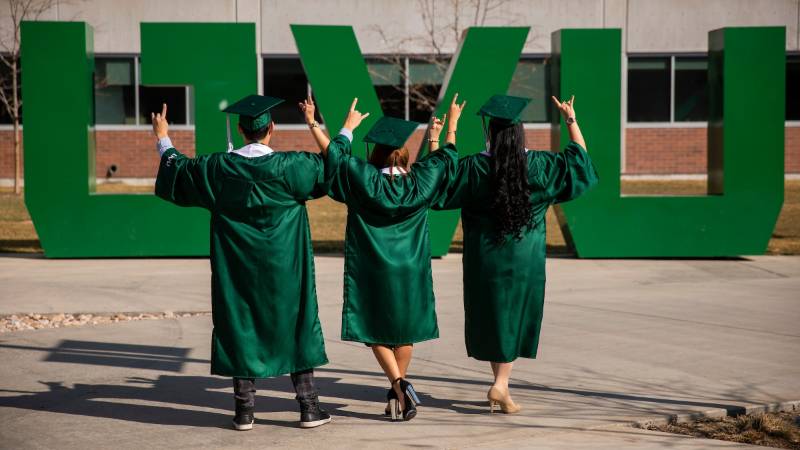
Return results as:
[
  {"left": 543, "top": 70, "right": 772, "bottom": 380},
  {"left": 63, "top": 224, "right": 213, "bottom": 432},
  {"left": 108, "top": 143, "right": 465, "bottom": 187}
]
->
[
  {"left": 298, "top": 94, "right": 316, "bottom": 125},
  {"left": 430, "top": 114, "right": 446, "bottom": 140},
  {"left": 343, "top": 97, "right": 370, "bottom": 131},
  {"left": 551, "top": 95, "right": 576, "bottom": 121},
  {"left": 447, "top": 93, "right": 467, "bottom": 124},
  {"left": 151, "top": 103, "right": 168, "bottom": 139}
]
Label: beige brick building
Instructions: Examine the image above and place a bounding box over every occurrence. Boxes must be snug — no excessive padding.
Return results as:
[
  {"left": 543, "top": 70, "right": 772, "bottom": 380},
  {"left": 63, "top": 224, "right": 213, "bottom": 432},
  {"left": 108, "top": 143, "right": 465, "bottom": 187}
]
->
[{"left": 1, "top": 0, "right": 798, "bottom": 184}]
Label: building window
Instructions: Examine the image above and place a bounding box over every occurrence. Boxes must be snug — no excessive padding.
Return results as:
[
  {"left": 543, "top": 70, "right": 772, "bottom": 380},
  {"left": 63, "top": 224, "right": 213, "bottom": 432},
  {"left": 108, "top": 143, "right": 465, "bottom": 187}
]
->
[
  {"left": 788, "top": 55, "right": 799, "bottom": 121},
  {"left": 263, "top": 57, "right": 308, "bottom": 124},
  {"left": 94, "top": 57, "right": 136, "bottom": 124},
  {"left": 139, "top": 86, "right": 187, "bottom": 125},
  {"left": 628, "top": 57, "right": 671, "bottom": 122},
  {"left": 0, "top": 57, "right": 19, "bottom": 124},
  {"left": 630, "top": 53, "right": 800, "bottom": 123},
  {"left": 367, "top": 58, "right": 406, "bottom": 119},
  {"left": 137, "top": 59, "right": 189, "bottom": 125},
  {"left": 674, "top": 57, "right": 709, "bottom": 122},
  {"left": 93, "top": 56, "right": 191, "bottom": 126},
  {"left": 263, "top": 55, "right": 552, "bottom": 126},
  {"left": 408, "top": 58, "right": 448, "bottom": 123},
  {"left": 509, "top": 57, "right": 551, "bottom": 123}
]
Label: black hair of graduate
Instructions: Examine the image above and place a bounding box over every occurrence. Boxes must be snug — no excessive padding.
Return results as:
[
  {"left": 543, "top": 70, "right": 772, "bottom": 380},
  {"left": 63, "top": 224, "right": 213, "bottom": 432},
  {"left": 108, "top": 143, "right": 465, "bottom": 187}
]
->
[
  {"left": 242, "top": 122, "right": 271, "bottom": 143},
  {"left": 487, "top": 119, "right": 533, "bottom": 244}
]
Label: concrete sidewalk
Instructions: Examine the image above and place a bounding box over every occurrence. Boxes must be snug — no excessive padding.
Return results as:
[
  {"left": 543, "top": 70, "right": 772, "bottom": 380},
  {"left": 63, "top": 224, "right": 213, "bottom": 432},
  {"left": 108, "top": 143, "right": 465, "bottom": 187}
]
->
[{"left": 0, "top": 255, "right": 798, "bottom": 449}]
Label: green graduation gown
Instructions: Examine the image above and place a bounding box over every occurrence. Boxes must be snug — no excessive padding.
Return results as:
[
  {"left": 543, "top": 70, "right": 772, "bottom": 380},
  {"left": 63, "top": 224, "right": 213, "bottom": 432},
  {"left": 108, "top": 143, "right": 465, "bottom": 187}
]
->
[
  {"left": 434, "top": 142, "right": 598, "bottom": 362},
  {"left": 325, "top": 136, "right": 458, "bottom": 345},
  {"left": 155, "top": 146, "right": 329, "bottom": 378}
]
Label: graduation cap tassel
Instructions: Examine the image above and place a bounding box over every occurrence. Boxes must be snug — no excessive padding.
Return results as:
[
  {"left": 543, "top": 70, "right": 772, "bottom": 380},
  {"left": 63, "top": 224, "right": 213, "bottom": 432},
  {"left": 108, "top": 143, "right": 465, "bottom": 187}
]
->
[{"left": 226, "top": 114, "right": 234, "bottom": 152}]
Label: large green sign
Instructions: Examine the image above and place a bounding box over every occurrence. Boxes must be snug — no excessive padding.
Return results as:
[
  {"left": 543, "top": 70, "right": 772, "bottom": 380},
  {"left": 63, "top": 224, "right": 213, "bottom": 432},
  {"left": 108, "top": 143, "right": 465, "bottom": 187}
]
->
[
  {"left": 21, "top": 22, "right": 785, "bottom": 258},
  {"left": 551, "top": 28, "right": 785, "bottom": 257}
]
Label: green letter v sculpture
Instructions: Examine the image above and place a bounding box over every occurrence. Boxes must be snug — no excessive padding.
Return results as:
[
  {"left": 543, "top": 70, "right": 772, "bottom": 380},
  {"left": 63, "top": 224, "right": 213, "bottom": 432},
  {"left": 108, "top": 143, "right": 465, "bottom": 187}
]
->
[{"left": 292, "top": 25, "right": 528, "bottom": 256}]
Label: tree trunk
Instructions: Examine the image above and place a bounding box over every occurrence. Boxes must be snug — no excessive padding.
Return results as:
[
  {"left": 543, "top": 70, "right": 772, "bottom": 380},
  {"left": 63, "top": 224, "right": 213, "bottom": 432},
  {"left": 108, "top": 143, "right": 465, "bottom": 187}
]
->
[{"left": 13, "top": 119, "right": 20, "bottom": 195}]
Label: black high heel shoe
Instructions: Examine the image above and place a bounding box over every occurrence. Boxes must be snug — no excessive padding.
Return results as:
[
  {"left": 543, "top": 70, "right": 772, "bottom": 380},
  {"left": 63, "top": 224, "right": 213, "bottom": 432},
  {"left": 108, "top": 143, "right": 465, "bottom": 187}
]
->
[
  {"left": 384, "top": 387, "right": 396, "bottom": 416},
  {"left": 393, "top": 378, "right": 421, "bottom": 421}
]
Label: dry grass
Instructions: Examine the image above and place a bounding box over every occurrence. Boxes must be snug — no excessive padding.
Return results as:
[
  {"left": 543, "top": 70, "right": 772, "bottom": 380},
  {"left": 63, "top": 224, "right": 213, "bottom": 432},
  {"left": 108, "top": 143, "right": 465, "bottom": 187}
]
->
[
  {"left": 647, "top": 411, "right": 800, "bottom": 449},
  {"left": 307, "top": 196, "right": 347, "bottom": 252},
  {"left": 95, "top": 183, "right": 154, "bottom": 194},
  {"left": 2, "top": 180, "right": 798, "bottom": 255}
]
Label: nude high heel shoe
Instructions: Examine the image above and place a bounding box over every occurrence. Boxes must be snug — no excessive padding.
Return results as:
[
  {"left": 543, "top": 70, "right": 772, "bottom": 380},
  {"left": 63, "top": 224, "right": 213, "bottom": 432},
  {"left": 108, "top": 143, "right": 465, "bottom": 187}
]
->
[{"left": 487, "top": 386, "right": 521, "bottom": 414}]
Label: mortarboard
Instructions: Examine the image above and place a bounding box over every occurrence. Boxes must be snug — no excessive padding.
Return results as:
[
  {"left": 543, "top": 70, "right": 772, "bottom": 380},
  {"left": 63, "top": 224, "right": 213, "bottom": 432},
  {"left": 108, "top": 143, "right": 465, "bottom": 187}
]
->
[
  {"left": 222, "top": 94, "right": 284, "bottom": 151},
  {"left": 363, "top": 116, "right": 420, "bottom": 153},
  {"left": 476, "top": 94, "right": 531, "bottom": 124},
  {"left": 476, "top": 94, "right": 531, "bottom": 151}
]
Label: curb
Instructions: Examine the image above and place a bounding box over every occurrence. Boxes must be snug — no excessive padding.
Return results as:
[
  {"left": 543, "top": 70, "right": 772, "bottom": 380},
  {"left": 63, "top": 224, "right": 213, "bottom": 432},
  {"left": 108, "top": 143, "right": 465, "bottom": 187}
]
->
[{"left": 631, "top": 399, "right": 800, "bottom": 428}]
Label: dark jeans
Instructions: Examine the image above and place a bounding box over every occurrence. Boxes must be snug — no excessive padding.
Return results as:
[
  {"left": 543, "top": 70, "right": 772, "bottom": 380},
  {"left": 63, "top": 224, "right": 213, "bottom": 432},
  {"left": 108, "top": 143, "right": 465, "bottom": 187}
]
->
[{"left": 233, "top": 369, "right": 316, "bottom": 413}]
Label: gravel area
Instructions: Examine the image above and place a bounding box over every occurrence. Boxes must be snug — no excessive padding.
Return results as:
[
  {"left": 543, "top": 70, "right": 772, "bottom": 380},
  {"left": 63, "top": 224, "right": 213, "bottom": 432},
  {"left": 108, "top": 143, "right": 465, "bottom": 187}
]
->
[
  {"left": 0, "top": 311, "right": 211, "bottom": 333},
  {"left": 645, "top": 411, "right": 800, "bottom": 449}
]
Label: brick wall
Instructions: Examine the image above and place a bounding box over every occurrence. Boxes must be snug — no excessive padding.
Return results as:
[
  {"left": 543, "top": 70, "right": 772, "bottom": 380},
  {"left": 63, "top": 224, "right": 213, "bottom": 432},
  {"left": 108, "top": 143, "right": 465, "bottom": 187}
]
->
[
  {"left": 95, "top": 129, "right": 196, "bottom": 179},
  {"left": 625, "top": 127, "right": 708, "bottom": 174},
  {"left": 623, "top": 127, "right": 800, "bottom": 174},
  {"left": 0, "top": 129, "right": 23, "bottom": 181},
  {"left": 1, "top": 126, "right": 798, "bottom": 179},
  {"left": 787, "top": 126, "right": 800, "bottom": 173}
]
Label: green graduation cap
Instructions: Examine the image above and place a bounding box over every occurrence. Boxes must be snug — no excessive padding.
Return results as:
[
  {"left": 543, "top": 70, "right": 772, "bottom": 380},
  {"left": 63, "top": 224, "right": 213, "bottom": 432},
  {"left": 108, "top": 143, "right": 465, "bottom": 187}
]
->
[
  {"left": 222, "top": 94, "right": 284, "bottom": 150},
  {"left": 363, "top": 116, "right": 420, "bottom": 150},
  {"left": 477, "top": 94, "right": 531, "bottom": 124}
]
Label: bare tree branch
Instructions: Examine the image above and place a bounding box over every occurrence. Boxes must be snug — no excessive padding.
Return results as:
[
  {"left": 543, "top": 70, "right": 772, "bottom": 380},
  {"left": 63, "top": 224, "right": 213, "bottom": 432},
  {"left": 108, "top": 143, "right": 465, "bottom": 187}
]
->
[
  {"left": 366, "top": 0, "right": 537, "bottom": 119},
  {"left": 1, "top": 0, "right": 60, "bottom": 194}
]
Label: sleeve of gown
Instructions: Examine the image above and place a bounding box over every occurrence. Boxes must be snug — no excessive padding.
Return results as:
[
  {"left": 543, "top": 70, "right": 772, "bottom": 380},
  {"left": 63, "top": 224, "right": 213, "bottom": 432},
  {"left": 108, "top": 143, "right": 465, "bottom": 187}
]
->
[
  {"left": 323, "top": 134, "right": 355, "bottom": 204},
  {"left": 410, "top": 143, "right": 458, "bottom": 206},
  {"left": 431, "top": 154, "right": 471, "bottom": 211},
  {"left": 284, "top": 152, "right": 329, "bottom": 201},
  {"left": 531, "top": 141, "right": 599, "bottom": 204},
  {"left": 154, "top": 148, "right": 218, "bottom": 209}
]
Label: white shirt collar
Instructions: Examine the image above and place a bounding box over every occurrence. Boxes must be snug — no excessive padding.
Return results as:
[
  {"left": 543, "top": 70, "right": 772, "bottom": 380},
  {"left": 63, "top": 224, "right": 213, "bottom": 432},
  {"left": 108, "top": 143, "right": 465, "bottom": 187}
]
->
[
  {"left": 480, "top": 148, "right": 531, "bottom": 156},
  {"left": 229, "top": 142, "right": 274, "bottom": 158},
  {"left": 381, "top": 166, "right": 408, "bottom": 176}
]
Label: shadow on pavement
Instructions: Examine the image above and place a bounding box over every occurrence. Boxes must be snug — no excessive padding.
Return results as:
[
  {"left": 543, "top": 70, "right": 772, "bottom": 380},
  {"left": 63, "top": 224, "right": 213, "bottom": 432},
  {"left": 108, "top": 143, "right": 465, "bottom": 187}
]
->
[
  {"left": 0, "top": 374, "right": 388, "bottom": 429},
  {"left": 0, "top": 340, "right": 205, "bottom": 372},
  {"left": 0, "top": 339, "right": 771, "bottom": 430}
]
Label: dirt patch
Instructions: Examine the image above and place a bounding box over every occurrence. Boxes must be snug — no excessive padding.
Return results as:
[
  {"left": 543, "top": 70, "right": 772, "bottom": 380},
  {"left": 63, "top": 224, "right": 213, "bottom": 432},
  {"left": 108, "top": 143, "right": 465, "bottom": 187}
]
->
[
  {"left": 645, "top": 411, "right": 800, "bottom": 449},
  {"left": 1, "top": 311, "right": 211, "bottom": 333}
]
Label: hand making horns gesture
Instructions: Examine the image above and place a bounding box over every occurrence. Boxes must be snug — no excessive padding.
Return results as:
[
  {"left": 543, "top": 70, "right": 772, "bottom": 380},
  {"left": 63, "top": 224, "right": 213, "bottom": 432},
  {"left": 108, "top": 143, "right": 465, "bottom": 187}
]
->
[
  {"left": 447, "top": 92, "right": 467, "bottom": 123},
  {"left": 151, "top": 103, "right": 168, "bottom": 139},
  {"left": 298, "top": 94, "right": 317, "bottom": 125},
  {"left": 551, "top": 95, "right": 576, "bottom": 121},
  {"left": 343, "top": 97, "right": 370, "bottom": 131}
]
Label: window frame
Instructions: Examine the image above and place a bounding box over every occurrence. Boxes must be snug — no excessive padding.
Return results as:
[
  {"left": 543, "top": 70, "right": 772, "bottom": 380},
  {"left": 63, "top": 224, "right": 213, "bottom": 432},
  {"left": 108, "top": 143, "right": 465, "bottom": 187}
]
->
[
  {"left": 625, "top": 53, "right": 675, "bottom": 126},
  {"left": 514, "top": 53, "right": 552, "bottom": 128},
  {"left": 786, "top": 52, "right": 800, "bottom": 127},
  {"left": 93, "top": 53, "right": 193, "bottom": 130}
]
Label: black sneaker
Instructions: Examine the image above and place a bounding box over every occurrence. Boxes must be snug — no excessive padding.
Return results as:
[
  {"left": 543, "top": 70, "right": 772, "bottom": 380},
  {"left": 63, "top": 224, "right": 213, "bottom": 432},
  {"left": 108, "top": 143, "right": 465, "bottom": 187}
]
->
[
  {"left": 232, "top": 411, "right": 254, "bottom": 431},
  {"left": 297, "top": 395, "right": 332, "bottom": 429}
]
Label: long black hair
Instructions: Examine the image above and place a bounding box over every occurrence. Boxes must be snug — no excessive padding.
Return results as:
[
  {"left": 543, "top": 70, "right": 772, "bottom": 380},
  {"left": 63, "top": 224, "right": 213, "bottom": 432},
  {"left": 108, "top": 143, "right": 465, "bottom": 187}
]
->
[{"left": 487, "top": 119, "right": 533, "bottom": 244}]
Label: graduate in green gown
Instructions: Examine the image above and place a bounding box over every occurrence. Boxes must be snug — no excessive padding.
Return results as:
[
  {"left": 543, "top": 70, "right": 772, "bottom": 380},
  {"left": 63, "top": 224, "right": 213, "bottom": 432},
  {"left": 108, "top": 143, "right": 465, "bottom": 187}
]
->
[
  {"left": 433, "top": 94, "right": 598, "bottom": 413},
  {"left": 150, "top": 96, "right": 339, "bottom": 430},
  {"left": 299, "top": 95, "right": 466, "bottom": 421}
]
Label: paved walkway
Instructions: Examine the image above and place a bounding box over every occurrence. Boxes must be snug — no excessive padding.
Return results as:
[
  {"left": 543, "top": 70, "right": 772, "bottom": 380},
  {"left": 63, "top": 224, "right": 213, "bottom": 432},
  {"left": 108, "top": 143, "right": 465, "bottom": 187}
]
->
[{"left": 0, "top": 255, "right": 798, "bottom": 449}]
